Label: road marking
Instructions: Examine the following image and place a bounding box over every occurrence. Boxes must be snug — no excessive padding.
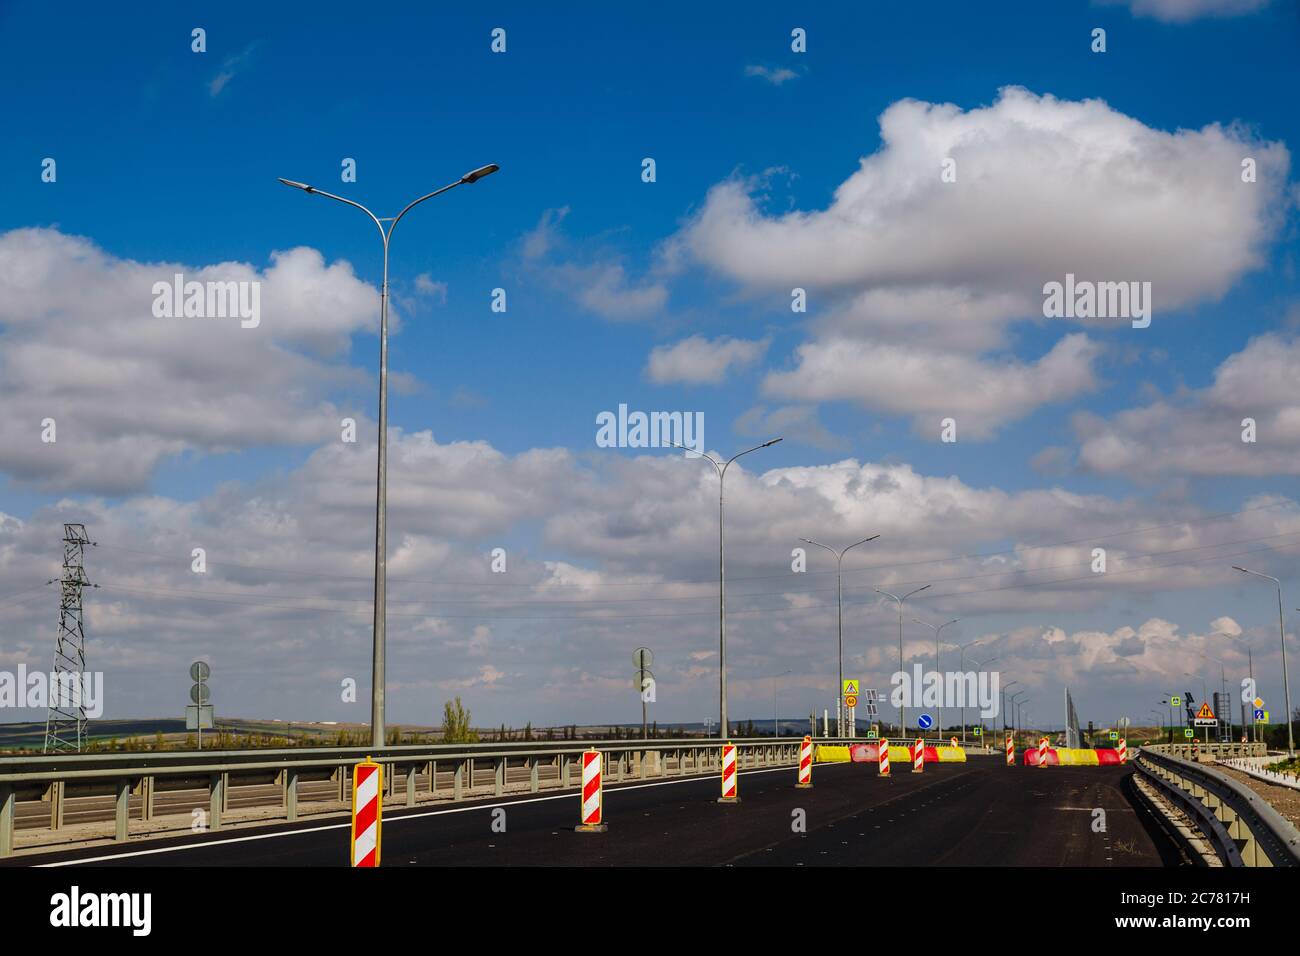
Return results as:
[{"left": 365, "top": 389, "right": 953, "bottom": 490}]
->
[{"left": 35, "top": 761, "right": 846, "bottom": 866}]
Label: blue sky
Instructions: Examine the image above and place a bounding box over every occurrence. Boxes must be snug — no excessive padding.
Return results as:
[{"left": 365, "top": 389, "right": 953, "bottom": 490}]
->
[{"left": 1, "top": 0, "right": 1299, "bottom": 733}]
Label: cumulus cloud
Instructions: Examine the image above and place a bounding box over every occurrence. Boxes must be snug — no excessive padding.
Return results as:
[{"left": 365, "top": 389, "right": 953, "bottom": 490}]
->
[
  {"left": 645, "top": 334, "right": 769, "bottom": 385},
  {"left": 1074, "top": 333, "right": 1300, "bottom": 478},
  {"left": 671, "top": 87, "right": 1289, "bottom": 436},
  {"left": 0, "top": 228, "right": 380, "bottom": 493}
]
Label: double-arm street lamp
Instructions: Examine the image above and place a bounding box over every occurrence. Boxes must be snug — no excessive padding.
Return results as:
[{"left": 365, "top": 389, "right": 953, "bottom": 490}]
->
[
  {"left": 279, "top": 164, "right": 500, "bottom": 749},
  {"left": 966, "top": 652, "right": 997, "bottom": 744},
  {"left": 667, "top": 439, "right": 783, "bottom": 739},
  {"left": 1232, "top": 566, "right": 1295, "bottom": 757},
  {"left": 876, "top": 584, "right": 930, "bottom": 735},
  {"left": 802, "top": 535, "right": 880, "bottom": 735},
  {"left": 913, "top": 617, "right": 959, "bottom": 738}
]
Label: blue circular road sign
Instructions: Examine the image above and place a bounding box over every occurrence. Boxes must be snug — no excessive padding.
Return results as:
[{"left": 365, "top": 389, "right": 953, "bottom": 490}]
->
[{"left": 917, "top": 714, "right": 933, "bottom": 730}]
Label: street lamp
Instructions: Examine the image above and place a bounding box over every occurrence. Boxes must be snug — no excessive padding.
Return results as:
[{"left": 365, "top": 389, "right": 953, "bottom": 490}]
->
[
  {"left": 1002, "top": 680, "right": 1019, "bottom": 732},
  {"left": 914, "top": 617, "right": 960, "bottom": 739},
  {"left": 666, "top": 438, "right": 782, "bottom": 738},
  {"left": 279, "top": 164, "right": 500, "bottom": 749},
  {"left": 1010, "top": 690, "right": 1027, "bottom": 738},
  {"left": 802, "top": 535, "right": 880, "bottom": 736},
  {"left": 876, "top": 584, "right": 931, "bottom": 735},
  {"left": 967, "top": 654, "right": 997, "bottom": 745},
  {"left": 1232, "top": 566, "right": 1295, "bottom": 757}
]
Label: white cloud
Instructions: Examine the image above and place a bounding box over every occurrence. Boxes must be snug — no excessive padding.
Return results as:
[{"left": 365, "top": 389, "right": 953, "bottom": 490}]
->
[
  {"left": 1101, "top": 0, "right": 1270, "bottom": 23},
  {"left": 744, "top": 64, "right": 799, "bottom": 86},
  {"left": 1075, "top": 333, "right": 1300, "bottom": 478},
  {"left": 765, "top": 333, "right": 1102, "bottom": 438},
  {"left": 645, "top": 334, "right": 769, "bottom": 385},
  {"left": 671, "top": 87, "right": 1288, "bottom": 433},
  {"left": 0, "top": 228, "right": 380, "bottom": 493}
]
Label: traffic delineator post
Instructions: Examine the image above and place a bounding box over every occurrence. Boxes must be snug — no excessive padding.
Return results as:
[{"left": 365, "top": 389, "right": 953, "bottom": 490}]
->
[
  {"left": 350, "top": 757, "right": 382, "bottom": 867},
  {"left": 796, "top": 735, "right": 813, "bottom": 789},
  {"left": 718, "top": 742, "right": 740, "bottom": 803},
  {"left": 1117, "top": 738, "right": 1127, "bottom": 765},
  {"left": 879, "top": 738, "right": 890, "bottom": 777},
  {"left": 912, "top": 738, "right": 924, "bottom": 773},
  {"left": 1037, "top": 737, "right": 1049, "bottom": 768},
  {"left": 950, "top": 736, "right": 959, "bottom": 749},
  {"left": 1005, "top": 733, "right": 1015, "bottom": 766},
  {"left": 575, "top": 749, "right": 607, "bottom": 832}
]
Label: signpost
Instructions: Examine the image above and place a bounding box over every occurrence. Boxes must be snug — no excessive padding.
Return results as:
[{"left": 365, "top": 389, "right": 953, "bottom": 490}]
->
[
  {"left": 186, "top": 661, "right": 213, "bottom": 750},
  {"left": 842, "top": 680, "right": 859, "bottom": 738},
  {"left": 634, "top": 647, "right": 654, "bottom": 739}
]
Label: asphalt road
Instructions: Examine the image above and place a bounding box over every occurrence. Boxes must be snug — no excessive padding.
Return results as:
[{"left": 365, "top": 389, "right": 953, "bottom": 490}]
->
[{"left": 9, "top": 756, "right": 1182, "bottom": 867}]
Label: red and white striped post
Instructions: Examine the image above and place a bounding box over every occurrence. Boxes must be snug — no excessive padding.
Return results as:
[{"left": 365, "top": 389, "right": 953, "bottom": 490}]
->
[
  {"left": 878, "top": 739, "right": 891, "bottom": 777},
  {"left": 912, "top": 738, "right": 924, "bottom": 773},
  {"left": 1117, "top": 738, "right": 1128, "bottom": 765},
  {"left": 796, "top": 735, "right": 813, "bottom": 789},
  {"left": 1005, "top": 733, "right": 1015, "bottom": 766},
  {"left": 575, "top": 749, "right": 607, "bottom": 832},
  {"left": 349, "top": 757, "right": 383, "bottom": 867},
  {"left": 1036, "top": 736, "right": 1049, "bottom": 768},
  {"left": 718, "top": 742, "right": 740, "bottom": 803},
  {"left": 950, "top": 736, "right": 959, "bottom": 749}
]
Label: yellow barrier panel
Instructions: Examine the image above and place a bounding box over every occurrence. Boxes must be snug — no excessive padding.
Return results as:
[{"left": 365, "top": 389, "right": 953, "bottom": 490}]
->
[
  {"left": 1047, "top": 748, "right": 1101, "bottom": 766},
  {"left": 814, "top": 746, "right": 852, "bottom": 762},
  {"left": 934, "top": 746, "right": 967, "bottom": 763}
]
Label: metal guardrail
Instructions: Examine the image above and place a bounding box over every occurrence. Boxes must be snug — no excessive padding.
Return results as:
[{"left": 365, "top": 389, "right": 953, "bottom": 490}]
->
[
  {"left": 0, "top": 736, "right": 862, "bottom": 857},
  {"left": 1135, "top": 745, "right": 1300, "bottom": 867}
]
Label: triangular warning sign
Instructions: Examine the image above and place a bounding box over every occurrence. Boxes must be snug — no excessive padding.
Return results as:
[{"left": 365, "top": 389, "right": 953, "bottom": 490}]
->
[{"left": 1195, "top": 702, "right": 1215, "bottom": 720}]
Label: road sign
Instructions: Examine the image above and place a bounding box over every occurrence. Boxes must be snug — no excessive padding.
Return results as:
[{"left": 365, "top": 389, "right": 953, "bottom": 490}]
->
[
  {"left": 1183, "top": 728, "right": 1194, "bottom": 738},
  {"left": 189, "top": 661, "right": 210, "bottom": 682},
  {"left": 842, "top": 679, "right": 859, "bottom": 700},
  {"left": 185, "top": 704, "right": 213, "bottom": 730},
  {"left": 866, "top": 729, "right": 878, "bottom": 739},
  {"left": 917, "top": 713, "right": 933, "bottom": 730},
  {"left": 1193, "top": 702, "right": 1216, "bottom": 727},
  {"left": 862, "top": 688, "right": 879, "bottom": 717},
  {"left": 973, "top": 726, "right": 982, "bottom": 736},
  {"left": 1261, "top": 711, "right": 1270, "bottom": 723},
  {"left": 844, "top": 694, "right": 858, "bottom": 709},
  {"left": 188, "top": 661, "right": 213, "bottom": 746},
  {"left": 1170, "top": 695, "right": 1180, "bottom": 706},
  {"left": 1254, "top": 708, "right": 1265, "bottom": 721},
  {"left": 1108, "top": 731, "right": 1118, "bottom": 741},
  {"left": 1254, "top": 696, "right": 1264, "bottom": 709}
]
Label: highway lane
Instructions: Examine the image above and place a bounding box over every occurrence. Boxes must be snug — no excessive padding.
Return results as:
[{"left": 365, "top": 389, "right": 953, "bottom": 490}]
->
[{"left": 10, "top": 756, "right": 1181, "bottom": 867}]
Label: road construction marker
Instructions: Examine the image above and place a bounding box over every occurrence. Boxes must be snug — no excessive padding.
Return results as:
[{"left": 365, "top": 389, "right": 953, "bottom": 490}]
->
[
  {"left": 1116, "top": 738, "right": 1127, "bottom": 765},
  {"left": 950, "top": 736, "right": 958, "bottom": 748},
  {"left": 912, "top": 738, "right": 924, "bottom": 774},
  {"left": 718, "top": 742, "right": 740, "bottom": 803},
  {"left": 879, "top": 739, "right": 890, "bottom": 777},
  {"left": 575, "top": 749, "right": 607, "bottom": 832},
  {"left": 1006, "top": 733, "right": 1014, "bottom": 766},
  {"left": 1037, "top": 737, "right": 1049, "bottom": 768},
  {"left": 350, "top": 757, "right": 382, "bottom": 867},
  {"left": 797, "top": 736, "right": 813, "bottom": 788}
]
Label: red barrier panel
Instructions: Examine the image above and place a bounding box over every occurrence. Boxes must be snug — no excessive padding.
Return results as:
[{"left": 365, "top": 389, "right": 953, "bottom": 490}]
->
[
  {"left": 1095, "top": 748, "right": 1122, "bottom": 765},
  {"left": 1023, "top": 747, "right": 1059, "bottom": 766},
  {"left": 849, "top": 743, "right": 945, "bottom": 763}
]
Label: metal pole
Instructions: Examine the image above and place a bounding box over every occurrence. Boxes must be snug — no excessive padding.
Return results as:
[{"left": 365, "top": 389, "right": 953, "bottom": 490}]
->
[
  {"left": 278, "top": 167, "right": 498, "bottom": 749},
  {"left": 802, "top": 536, "right": 878, "bottom": 737}
]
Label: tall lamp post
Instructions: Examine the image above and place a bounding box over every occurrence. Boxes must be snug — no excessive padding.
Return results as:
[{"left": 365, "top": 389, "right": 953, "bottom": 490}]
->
[
  {"left": 1002, "top": 680, "right": 1019, "bottom": 733},
  {"left": 913, "top": 617, "right": 960, "bottom": 738},
  {"left": 876, "top": 584, "right": 931, "bottom": 736},
  {"left": 1010, "top": 691, "right": 1028, "bottom": 738},
  {"left": 967, "top": 654, "right": 997, "bottom": 745},
  {"left": 667, "top": 439, "right": 782, "bottom": 739},
  {"left": 279, "top": 164, "right": 500, "bottom": 749},
  {"left": 802, "top": 535, "right": 880, "bottom": 736},
  {"left": 1231, "top": 566, "right": 1295, "bottom": 757}
]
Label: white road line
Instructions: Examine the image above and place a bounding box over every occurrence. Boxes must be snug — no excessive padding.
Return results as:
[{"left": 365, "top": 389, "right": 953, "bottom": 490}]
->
[{"left": 37, "top": 761, "right": 848, "bottom": 866}]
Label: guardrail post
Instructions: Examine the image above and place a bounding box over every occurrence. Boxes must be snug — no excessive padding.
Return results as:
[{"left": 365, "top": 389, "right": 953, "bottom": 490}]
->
[
  {"left": 337, "top": 765, "right": 347, "bottom": 802},
  {"left": 0, "top": 783, "right": 14, "bottom": 857},
  {"left": 428, "top": 760, "right": 437, "bottom": 795},
  {"left": 530, "top": 757, "right": 540, "bottom": 793},
  {"left": 49, "top": 780, "right": 64, "bottom": 830},
  {"left": 143, "top": 775, "right": 155, "bottom": 822},
  {"left": 115, "top": 778, "right": 130, "bottom": 842},
  {"left": 406, "top": 765, "right": 417, "bottom": 808},
  {"left": 209, "top": 772, "right": 223, "bottom": 832},
  {"left": 286, "top": 767, "right": 298, "bottom": 822},
  {"left": 453, "top": 760, "right": 464, "bottom": 801},
  {"left": 494, "top": 758, "right": 505, "bottom": 798}
]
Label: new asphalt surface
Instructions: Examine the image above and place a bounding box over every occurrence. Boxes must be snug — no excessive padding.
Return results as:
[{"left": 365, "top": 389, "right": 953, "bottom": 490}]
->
[{"left": 9, "top": 755, "right": 1183, "bottom": 867}]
